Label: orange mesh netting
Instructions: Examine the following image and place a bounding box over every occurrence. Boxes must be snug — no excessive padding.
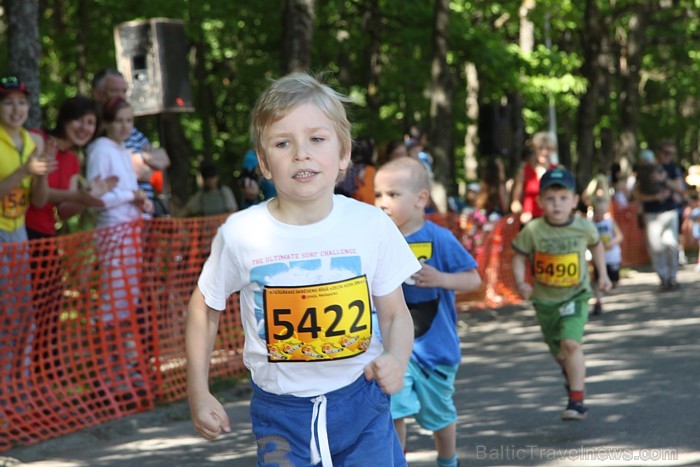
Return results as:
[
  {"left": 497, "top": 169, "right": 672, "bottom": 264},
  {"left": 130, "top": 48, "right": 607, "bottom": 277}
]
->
[
  {"left": 0, "top": 216, "right": 245, "bottom": 451},
  {"left": 0, "top": 203, "right": 686, "bottom": 450}
]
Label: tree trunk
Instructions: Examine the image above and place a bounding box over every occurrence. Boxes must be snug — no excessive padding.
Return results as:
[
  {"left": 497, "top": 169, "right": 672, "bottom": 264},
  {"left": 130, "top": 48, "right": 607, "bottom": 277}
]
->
[
  {"left": 617, "top": 8, "right": 646, "bottom": 165},
  {"left": 575, "top": 0, "right": 604, "bottom": 185},
  {"left": 363, "top": 0, "right": 381, "bottom": 114},
  {"left": 507, "top": 0, "right": 536, "bottom": 177},
  {"left": 281, "top": 0, "right": 314, "bottom": 75},
  {"left": 428, "top": 0, "right": 454, "bottom": 212},
  {"left": 5, "top": 0, "right": 41, "bottom": 128},
  {"left": 75, "top": 0, "right": 90, "bottom": 95},
  {"left": 159, "top": 113, "right": 196, "bottom": 208}
]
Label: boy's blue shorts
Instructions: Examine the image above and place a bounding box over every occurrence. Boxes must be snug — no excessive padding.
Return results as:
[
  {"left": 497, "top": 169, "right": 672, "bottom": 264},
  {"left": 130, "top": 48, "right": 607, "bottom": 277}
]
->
[
  {"left": 251, "top": 375, "right": 406, "bottom": 466},
  {"left": 390, "top": 360, "right": 458, "bottom": 432}
]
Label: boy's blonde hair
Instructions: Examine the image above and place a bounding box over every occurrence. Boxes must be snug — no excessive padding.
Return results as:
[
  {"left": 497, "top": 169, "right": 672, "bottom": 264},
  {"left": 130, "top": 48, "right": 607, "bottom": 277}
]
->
[
  {"left": 250, "top": 72, "right": 352, "bottom": 168},
  {"left": 378, "top": 156, "right": 431, "bottom": 192}
]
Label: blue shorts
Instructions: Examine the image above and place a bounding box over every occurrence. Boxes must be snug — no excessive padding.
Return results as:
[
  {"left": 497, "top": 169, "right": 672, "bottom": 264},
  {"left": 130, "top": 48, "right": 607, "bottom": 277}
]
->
[
  {"left": 251, "top": 375, "right": 406, "bottom": 466},
  {"left": 390, "top": 360, "right": 458, "bottom": 432}
]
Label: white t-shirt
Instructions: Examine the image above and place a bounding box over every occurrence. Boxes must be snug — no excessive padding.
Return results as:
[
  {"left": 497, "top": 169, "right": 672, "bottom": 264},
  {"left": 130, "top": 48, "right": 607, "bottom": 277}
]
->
[
  {"left": 595, "top": 217, "right": 622, "bottom": 265},
  {"left": 86, "top": 137, "right": 140, "bottom": 228},
  {"left": 198, "top": 195, "right": 420, "bottom": 397}
]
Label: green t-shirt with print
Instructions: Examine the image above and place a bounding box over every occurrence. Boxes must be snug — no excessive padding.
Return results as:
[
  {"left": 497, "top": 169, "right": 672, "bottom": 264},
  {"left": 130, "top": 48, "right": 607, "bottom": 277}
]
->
[{"left": 512, "top": 216, "right": 600, "bottom": 306}]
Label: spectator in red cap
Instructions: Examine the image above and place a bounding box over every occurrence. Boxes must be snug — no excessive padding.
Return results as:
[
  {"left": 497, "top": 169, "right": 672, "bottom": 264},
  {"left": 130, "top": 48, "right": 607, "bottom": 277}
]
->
[
  {"left": 0, "top": 75, "right": 55, "bottom": 386},
  {"left": 0, "top": 75, "right": 54, "bottom": 245}
]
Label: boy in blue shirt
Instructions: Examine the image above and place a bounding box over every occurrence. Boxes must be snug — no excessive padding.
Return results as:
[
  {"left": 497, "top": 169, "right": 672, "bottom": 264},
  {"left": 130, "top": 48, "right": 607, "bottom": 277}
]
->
[{"left": 375, "top": 156, "right": 481, "bottom": 467}]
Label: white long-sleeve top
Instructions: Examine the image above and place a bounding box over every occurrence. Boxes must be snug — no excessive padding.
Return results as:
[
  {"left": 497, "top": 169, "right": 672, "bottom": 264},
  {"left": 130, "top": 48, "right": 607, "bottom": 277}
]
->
[{"left": 86, "top": 136, "right": 140, "bottom": 228}]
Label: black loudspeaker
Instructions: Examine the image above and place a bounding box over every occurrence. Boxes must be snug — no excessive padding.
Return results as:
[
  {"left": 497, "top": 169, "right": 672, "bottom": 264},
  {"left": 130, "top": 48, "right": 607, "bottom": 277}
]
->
[{"left": 114, "top": 18, "right": 194, "bottom": 116}]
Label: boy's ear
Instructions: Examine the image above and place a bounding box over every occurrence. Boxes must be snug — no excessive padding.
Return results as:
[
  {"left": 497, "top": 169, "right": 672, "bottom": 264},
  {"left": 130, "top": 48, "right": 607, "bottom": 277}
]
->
[
  {"left": 416, "top": 188, "right": 430, "bottom": 208},
  {"left": 256, "top": 151, "right": 273, "bottom": 180},
  {"left": 339, "top": 148, "right": 351, "bottom": 171}
]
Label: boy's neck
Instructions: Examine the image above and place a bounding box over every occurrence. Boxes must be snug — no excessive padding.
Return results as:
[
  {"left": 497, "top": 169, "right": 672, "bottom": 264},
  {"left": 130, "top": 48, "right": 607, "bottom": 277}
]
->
[
  {"left": 2, "top": 124, "right": 22, "bottom": 140},
  {"left": 267, "top": 196, "right": 334, "bottom": 225},
  {"left": 544, "top": 215, "right": 574, "bottom": 226},
  {"left": 399, "top": 215, "right": 425, "bottom": 236}
]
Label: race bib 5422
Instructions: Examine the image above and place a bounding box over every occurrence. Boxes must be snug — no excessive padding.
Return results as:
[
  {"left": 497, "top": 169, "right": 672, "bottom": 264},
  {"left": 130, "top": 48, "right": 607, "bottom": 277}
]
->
[{"left": 263, "top": 275, "right": 372, "bottom": 362}]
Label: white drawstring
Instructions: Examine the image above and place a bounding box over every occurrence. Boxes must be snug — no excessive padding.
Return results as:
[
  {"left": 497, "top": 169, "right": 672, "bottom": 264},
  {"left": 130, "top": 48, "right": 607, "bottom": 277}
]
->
[{"left": 310, "top": 395, "right": 332, "bottom": 466}]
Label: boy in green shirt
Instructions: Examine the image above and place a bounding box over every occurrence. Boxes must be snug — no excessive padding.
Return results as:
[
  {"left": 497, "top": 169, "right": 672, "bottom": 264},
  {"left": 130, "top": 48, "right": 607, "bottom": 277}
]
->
[{"left": 512, "top": 167, "right": 611, "bottom": 420}]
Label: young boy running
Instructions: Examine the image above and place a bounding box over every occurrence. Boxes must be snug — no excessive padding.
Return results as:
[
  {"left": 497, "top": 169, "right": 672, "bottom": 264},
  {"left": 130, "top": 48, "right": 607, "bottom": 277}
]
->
[
  {"left": 512, "top": 167, "right": 611, "bottom": 421},
  {"left": 375, "top": 156, "right": 481, "bottom": 467},
  {"left": 186, "top": 73, "right": 420, "bottom": 466},
  {"left": 590, "top": 196, "right": 623, "bottom": 315}
]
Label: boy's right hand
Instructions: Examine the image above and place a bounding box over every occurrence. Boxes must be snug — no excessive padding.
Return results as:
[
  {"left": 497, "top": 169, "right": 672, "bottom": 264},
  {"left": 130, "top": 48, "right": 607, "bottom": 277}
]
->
[
  {"left": 189, "top": 392, "right": 231, "bottom": 440},
  {"left": 516, "top": 281, "right": 533, "bottom": 300}
]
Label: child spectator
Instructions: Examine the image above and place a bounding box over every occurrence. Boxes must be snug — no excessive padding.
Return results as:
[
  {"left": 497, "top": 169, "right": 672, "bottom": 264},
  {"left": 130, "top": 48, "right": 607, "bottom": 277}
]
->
[
  {"left": 0, "top": 75, "right": 54, "bottom": 387},
  {"left": 512, "top": 167, "right": 611, "bottom": 421},
  {"left": 86, "top": 97, "right": 152, "bottom": 398},
  {"left": 590, "top": 196, "right": 623, "bottom": 315},
  {"left": 87, "top": 97, "right": 153, "bottom": 229},
  {"left": 0, "top": 76, "right": 52, "bottom": 244},
  {"left": 186, "top": 73, "right": 420, "bottom": 466},
  {"left": 374, "top": 156, "right": 481, "bottom": 467}
]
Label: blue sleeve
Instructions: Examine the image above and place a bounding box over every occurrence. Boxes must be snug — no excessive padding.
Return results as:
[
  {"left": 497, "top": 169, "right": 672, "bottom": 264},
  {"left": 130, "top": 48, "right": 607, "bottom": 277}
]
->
[
  {"left": 434, "top": 225, "right": 478, "bottom": 273},
  {"left": 124, "top": 128, "right": 150, "bottom": 152}
]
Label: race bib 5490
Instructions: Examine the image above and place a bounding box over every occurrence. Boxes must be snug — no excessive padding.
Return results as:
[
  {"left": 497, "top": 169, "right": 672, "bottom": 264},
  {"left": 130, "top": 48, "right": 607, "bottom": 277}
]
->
[
  {"left": 263, "top": 275, "right": 372, "bottom": 362},
  {"left": 533, "top": 252, "right": 580, "bottom": 287}
]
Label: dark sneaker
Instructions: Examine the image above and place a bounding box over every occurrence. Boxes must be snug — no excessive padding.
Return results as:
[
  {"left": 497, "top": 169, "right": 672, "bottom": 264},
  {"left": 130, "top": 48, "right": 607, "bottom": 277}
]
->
[
  {"left": 592, "top": 302, "right": 602, "bottom": 316},
  {"left": 670, "top": 279, "right": 680, "bottom": 290},
  {"left": 561, "top": 400, "right": 588, "bottom": 421}
]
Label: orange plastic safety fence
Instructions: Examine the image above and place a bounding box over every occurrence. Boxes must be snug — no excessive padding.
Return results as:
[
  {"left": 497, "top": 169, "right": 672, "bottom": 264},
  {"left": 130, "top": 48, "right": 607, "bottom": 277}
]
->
[
  {"left": 0, "top": 217, "right": 245, "bottom": 451},
  {"left": 0, "top": 204, "right": 668, "bottom": 451}
]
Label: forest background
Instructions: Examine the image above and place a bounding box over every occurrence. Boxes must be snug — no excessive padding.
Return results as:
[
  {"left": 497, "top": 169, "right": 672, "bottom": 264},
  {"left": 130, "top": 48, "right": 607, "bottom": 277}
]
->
[{"left": 2, "top": 0, "right": 700, "bottom": 212}]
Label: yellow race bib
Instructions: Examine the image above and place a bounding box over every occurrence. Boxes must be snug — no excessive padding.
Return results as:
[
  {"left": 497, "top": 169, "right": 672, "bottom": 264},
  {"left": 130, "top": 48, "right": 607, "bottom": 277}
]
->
[
  {"left": 409, "top": 242, "right": 433, "bottom": 261},
  {"left": 533, "top": 252, "right": 580, "bottom": 287},
  {"left": 263, "top": 275, "right": 372, "bottom": 362}
]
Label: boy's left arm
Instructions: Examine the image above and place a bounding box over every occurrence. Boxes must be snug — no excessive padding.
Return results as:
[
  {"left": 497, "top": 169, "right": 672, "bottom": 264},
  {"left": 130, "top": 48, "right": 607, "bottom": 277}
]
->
[
  {"left": 365, "top": 287, "right": 414, "bottom": 395},
  {"left": 612, "top": 220, "right": 624, "bottom": 246},
  {"left": 590, "top": 241, "right": 612, "bottom": 292},
  {"left": 411, "top": 263, "right": 481, "bottom": 292}
]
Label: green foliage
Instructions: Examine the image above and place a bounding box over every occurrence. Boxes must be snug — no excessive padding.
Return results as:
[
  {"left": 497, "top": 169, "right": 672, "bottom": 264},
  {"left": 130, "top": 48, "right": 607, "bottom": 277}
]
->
[{"left": 1, "top": 0, "right": 694, "bottom": 201}]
